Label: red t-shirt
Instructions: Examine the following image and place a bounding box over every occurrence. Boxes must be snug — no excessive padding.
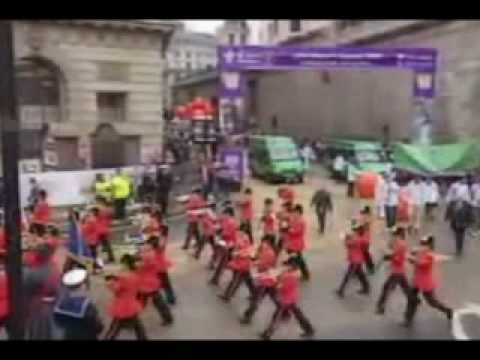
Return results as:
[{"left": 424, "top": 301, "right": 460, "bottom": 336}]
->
[
  {"left": 413, "top": 250, "right": 437, "bottom": 291},
  {"left": 33, "top": 200, "right": 51, "bottom": 224},
  {"left": 97, "top": 207, "right": 113, "bottom": 237},
  {"left": 240, "top": 196, "right": 253, "bottom": 221},
  {"left": 263, "top": 211, "right": 276, "bottom": 235},
  {"left": 257, "top": 243, "right": 277, "bottom": 272},
  {"left": 221, "top": 216, "right": 238, "bottom": 246},
  {"left": 0, "top": 273, "right": 8, "bottom": 318},
  {"left": 81, "top": 217, "right": 100, "bottom": 247},
  {"left": 136, "top": 248, "right": 161, "bottom": 294},
  {"left": 346, "top": 234, "right": 364, "bottom": 265},
  {"left": 0, "top": 229, "right": 6, "bottom": 254},
  {"left": 186, "top": 194, "right": 206, "bottom": 223},
  {"left": 286, "top": 216, "right": 306, "bottom": 252},
  {"left": 201, "top": 211, "right": 217, "bottom": 237},
  {"left": 228, "top": 233, "right": 252, "bottom": 273},
  {"left": 278, "top": 270, "right": 299, "bottom": 306},
  {"left": 108, "top": 272, "right": 143, "bottom": 319},
  {"left": 390, "top": 238, "right": 407, "bottom": 275}
]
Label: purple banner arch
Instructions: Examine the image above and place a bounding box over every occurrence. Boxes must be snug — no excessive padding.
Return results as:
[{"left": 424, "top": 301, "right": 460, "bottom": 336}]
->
[{"left": 217, "top": 46, "right": 438, "bottom": 134}]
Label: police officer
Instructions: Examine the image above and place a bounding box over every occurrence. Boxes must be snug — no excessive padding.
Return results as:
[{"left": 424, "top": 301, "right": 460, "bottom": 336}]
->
[
  {"left": 111, "top": 169, "right": 131, "bottom": 220},
  {"left": 94, "top": 173, "right": 112, "bottom": 204}
]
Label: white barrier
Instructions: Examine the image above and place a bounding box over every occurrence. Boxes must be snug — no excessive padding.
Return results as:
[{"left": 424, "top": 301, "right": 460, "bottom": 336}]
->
[{"left": 19, "top": 166, "right": 144, "bottom": 208}]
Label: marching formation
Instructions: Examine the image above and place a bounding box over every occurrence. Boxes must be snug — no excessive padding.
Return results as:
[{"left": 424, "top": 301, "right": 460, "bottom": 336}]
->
[{"left": 0, "top": 165, "right": 478, "bottom": 340}]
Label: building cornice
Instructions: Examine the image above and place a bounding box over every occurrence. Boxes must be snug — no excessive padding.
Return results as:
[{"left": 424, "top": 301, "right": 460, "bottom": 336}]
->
[{"left": 30, "top": 20, "right": 179, "bottom": 34}]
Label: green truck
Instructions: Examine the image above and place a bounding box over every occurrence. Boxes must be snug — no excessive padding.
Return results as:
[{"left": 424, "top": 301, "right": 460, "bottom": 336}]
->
[
  {"left": 325, "top": 138, "right": 390, "bottom": 181},
  {"left": 249, "top": 135, "right": 305, "bottom": 184}
]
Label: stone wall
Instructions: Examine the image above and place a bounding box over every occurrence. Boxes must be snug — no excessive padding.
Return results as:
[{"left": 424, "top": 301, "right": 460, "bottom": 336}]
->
[
  {"left": 13, "top": 21, "right": 167, "bottom": 167},
  {"left": 253, "top": 21, "right": 480, "bottom": 141}
]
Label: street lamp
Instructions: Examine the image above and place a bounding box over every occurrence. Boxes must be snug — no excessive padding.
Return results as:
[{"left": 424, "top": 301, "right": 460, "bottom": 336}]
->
[{"left": 0, "top": 21, "right": 25, "bottom": 339}]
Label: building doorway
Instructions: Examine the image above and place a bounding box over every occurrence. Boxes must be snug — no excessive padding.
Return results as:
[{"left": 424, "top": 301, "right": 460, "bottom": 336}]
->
[{"left": 91, "top": 123, "right": 125, "bottom": 169}]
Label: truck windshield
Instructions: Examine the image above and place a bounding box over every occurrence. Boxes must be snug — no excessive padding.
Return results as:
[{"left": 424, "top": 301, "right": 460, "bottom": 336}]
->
[
  {"left": 269, "top": 145, "right": 299, "bottom": 160},
  {"left": 356, "top": 150, "right": 383, "bottom": 163}
]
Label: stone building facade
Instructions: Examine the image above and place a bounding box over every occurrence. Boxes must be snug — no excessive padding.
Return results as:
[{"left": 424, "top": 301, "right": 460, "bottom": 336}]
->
[
  {"left": 250, "top": 20, "right": 480, "bottom": 142},
  {"left": 163, "top": 26, "right": 218, "bottom": 110},
  {"left": 12, "top": 20, "right": 177, "bottom": 171}
]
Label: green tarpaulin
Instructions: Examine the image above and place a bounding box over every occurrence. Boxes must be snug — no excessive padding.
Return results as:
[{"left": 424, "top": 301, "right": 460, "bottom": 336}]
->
[{"left": 393, "top": 142, "right": 480, "bottom": 176}]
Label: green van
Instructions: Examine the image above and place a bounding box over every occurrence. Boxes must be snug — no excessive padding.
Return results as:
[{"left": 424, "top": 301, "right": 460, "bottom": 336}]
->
[
  {"left": 249, "top": 135, "right": 305, "bottom": 183},
  {"left": 325, "top": 138, "right": 390, "bottom": 180}
]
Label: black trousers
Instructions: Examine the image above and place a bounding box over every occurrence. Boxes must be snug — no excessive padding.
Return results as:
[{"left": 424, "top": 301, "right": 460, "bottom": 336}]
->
[
  {"left": 114, "top": 198, "right": 127, "bottom": 220},
  {"left": 99, "top": 234, "right": 115, "bottom": 263},
  {"left": 362, "top": 245, "right": 375, "bottom": 274},
  {"left": 315, "top": 211, "right": 327, "bottom": 234},
  {"left": 453, "top": 228, "right": 466, "bottom": 256},
  {"left": 104, "top": 316, "right": 147, "bottom": 340},
  {"left": 262, "top": 303, "right": 314, "bottom": 339},
  {"left": 347, "top": 182, "right": 355, "bottom": 198},
  {"left": 404, "top": 287, "right": 452, "bottom": 324},
  {"left": 376, "top": 273, "right": 410, "bottom": 311},
  {"left": 242, "top": 286, "right": 279, "bottom": 322},
  {"left": 156, "top": 193, "right": 170, "bottom": 216},
  {"left": 287, "top": 250, "right": 310, "bottom": 281},
  {"left": 183, "top": 222, "right": 200, "bottom": 250},
  {"left": 221, "top": 270, "right": 256, "bottom": 301},
  {"left": 337, "top": 263, "right": 370, "bottom": 295},
  {"left": 195, "top": 234, "right": 216, "bottom": 260},
  {"left": 210, "top": 247, "right": 233, "bottom": 285},
  {"left": 241, "top": 220, "right": 254, "bottom": 244},
  {"left": 138, "top": 291, "right": 173, "bottom": 325},
  {"left": 385, "top": 206, "right": 397, "bottom": 229},
  {"left": 159, "top": 272, "right": 176, "bottom": 305}
]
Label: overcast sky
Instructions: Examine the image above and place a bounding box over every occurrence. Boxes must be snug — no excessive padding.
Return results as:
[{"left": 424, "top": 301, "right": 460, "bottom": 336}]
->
[{"left": 182, "top": 20, "right": 260, "bottom": 42}]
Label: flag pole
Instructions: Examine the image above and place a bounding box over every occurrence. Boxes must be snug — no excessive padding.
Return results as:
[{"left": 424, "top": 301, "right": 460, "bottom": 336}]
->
[{"left": 0, "top": 21, "right": 25, "bottom": 340}]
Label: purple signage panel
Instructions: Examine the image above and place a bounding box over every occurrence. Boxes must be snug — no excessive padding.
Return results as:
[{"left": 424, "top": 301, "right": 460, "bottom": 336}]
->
[
  {"left": 219, "top": 147, "right": 245, "bottom": 182},
  {"left": 218, "top": 46, "right": 438, "bottom": 98}
]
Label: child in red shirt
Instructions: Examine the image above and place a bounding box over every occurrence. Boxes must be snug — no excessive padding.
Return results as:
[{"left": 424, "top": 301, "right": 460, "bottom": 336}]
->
[
  {"left": 335, "top": 221, "right": 370, "bottom": 298},
  {"left": 195, "top": 202, "right": 218, "bottom": 263},
  {"left": 32, "top": 190, "right": 51, "bottom": 225},
  {"left": 81, "top": 209, "right": 101, "bottom": 271},
  {"left": 182, "top": 188, "right": 206, "bottom": 251},
  {"left": 237, "top": 188, "right": 254, "bottom": 243},
  {"left": 285, "top": 204, "right": 310, "bottom": 281},
  {"left": 260, "top": 256, "right": 315, "bottom": 340},
  {"left": 261, "top": 198, "right": 276, "bottom": 245}
]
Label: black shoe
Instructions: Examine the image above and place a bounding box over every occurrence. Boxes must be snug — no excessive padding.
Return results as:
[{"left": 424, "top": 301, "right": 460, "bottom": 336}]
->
[
  {"left": 300, "top": 330, "right": 315, "bottom": 339},
  {"left": 217, "top": 294, "right": 230, "bottom": 302},
  {"left": 401, "top": 320, "right": 412, "bottom": 328},
  {"left": 259, "top": 331, "right": 271, "bottom": 341},
  {"left": 239, "top": 317, "right": 251, "bottom": 325},
  {"left": 162, "top": 319, "right": 174, "bottom": 326},
  {"left": 357, "top": 289, "right": 370, "bottom": 296},
  {"left": 335, "top": 289, "right": 344, "bottom": 298},
  {"left": 375, "top": 307, "right": 385, "bottom": 315}
]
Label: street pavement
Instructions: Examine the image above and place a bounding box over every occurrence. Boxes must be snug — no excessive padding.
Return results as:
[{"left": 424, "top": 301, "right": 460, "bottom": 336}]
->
[{"left": 85, "top": 165, "right": 480, "bottom": 340}]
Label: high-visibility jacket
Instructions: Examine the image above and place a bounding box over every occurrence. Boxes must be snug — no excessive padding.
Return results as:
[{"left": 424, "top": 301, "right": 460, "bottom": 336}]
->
[
  {"left": 111, "top": 175, "right": 130, "bottom": 199},
  {"left": 95, "top": 180, "right": 112, "bottom": 200}
]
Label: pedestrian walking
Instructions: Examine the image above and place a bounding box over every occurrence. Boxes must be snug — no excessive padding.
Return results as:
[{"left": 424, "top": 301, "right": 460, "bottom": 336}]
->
[
  {"left": 375, "top": 227, "right": 411, "bottom": 315},
  {"left": 104, "top": 254, "right": 147, "bottom": 340},
  {"left": 335, "top": 222, "right": 370, "bottom": 298},
  {"left": 259, "top": 256, "right": 315, "bottom": 340},
  {"left": 136, "top": 242, "right": 174, "bottom": 326},
  {"left": 150, "top": 230, "right": 177, "bottom": 305},
  {"left": 96, "top": 197, "right": 115, "bottom": 264},
  {"left": 182, "top": 188, "right": 206, "bottom": 251},
  {"left": 195, "top": 201, "right": 218, "bottom": 264},
  {"left": 403, "top": 235, "right": 453, "bottom": 328},
  {"left": 53, "top": 269, "right": 104, "bottom": 340},
  {"left": 111, "top": 169, "right": 131, "bottom": 220},
  {"left": 276, "top": 202, "right": 292, "bottom": 254},
  {"left": 284, "top": 204, "right": 310, "bottom": 281},
  {"left": 209, "top": 207, "right": 238, "bottom": 286},
  {"left": 311, "top": 187, "right": 333, "bottom": 235},
  {"left": 332, "top": 154, "right": 345, "bottom": 181},
  {"left": 237, "top": 188, "right": 254, "bottom": 244},
  {"left": 423, "top": 178, "right": 440, "bottom": 222},
  {"left": 359, "top": 207, "right": 375, "bottom": 275},
  {"left": 218, "top": 229, "right": 255, "bottom": 302},
  {"left": 260, "top": 198, "right": 276, "bottom": 244},
  {"left": 155, "top": 164, "right": 173, "bottom": 215},
  {"left": 446, "top": 199, "right": 473, "bottom": 257},
  {"left": 240, "top": 235, "right": 278, "bottom": 325},
  {"left": 32, "top": 189, "right": 51, "bottom": 226},
  {"left": 406, "top": 177, "right": 425, "bottom": 236},
  {"left": 384, "top": 174, "right": 400, "bottom": 229},
  {"left": 346, "top": 160, "right": 357, "bottom": 198}
]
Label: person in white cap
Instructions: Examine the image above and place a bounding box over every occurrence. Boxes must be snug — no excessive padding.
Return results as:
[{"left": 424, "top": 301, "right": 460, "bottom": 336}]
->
[{"left": 53, "top": 268, "right": 104, "bottom": 340}]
